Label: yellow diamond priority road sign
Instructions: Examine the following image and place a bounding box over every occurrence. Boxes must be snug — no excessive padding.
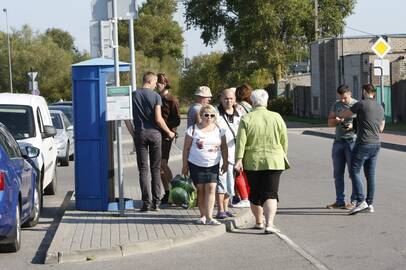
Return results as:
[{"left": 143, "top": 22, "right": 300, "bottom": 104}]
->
[{"left": 371, "top": 37, "right": 391, "bottom": 59}]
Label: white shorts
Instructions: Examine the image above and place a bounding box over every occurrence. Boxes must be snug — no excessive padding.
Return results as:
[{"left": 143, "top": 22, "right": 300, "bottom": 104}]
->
[{"left": 217, "top": 162, "right": 235, "bottom": 196}]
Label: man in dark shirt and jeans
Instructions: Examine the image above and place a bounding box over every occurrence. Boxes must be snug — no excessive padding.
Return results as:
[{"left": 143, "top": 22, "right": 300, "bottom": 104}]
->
[
  {"left": 340, "top": 84, "right": 385, "bottom": 215},
  {"left": 125, "top": 72, "right": 175, "bottom": 212}
]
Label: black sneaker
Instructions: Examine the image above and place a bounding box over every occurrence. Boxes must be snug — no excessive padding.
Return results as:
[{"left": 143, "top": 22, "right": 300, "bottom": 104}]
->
[
  {"left": 161, "top": 192, "right": 170, "bottom": 204},
  {"left": 150, "top": 204, "right": 160, "bottom": 211},
  {"left": 139, "top": 204, "right": 149, "bottom": 212}
]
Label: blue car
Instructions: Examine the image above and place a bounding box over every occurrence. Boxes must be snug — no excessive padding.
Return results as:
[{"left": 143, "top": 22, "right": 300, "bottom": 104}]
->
[{"left": 0, "top": 123, "right": 40, "bottom": 252}]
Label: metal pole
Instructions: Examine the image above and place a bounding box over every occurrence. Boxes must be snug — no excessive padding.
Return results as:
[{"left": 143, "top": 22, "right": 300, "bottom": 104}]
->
[
  {"left": 112, "top": 0, "right": 124, "bottom": 215},
  {"left": 3, "top": 8, "right": 13, "bottom": 93},
  {"left": 31, "top": 74, "right": 35, "bottom": 94},
  {"left": 314, "top": 0, "right": 318, "bottom": 40},
  {"left": 373, "top": 66, "right": 385, "bottom": 109},
  {"left": 99, "top": 21, "right": 104, "bottom": 58},
  {"left": 129, "top": 18, "right": 136, "bottom": 91},
  {"left": 380, "top": 69, "right": 385, "bottom": 110}
]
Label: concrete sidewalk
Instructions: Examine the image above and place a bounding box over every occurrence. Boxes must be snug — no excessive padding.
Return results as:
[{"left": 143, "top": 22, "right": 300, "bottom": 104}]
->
[{"left": 45, "top": 138, "right": 253, "bottom": 264}]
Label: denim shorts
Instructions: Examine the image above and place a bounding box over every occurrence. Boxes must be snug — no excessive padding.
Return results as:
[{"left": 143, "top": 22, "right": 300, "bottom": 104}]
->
[{"left": 188, "top": 162, "right": 219, "bottom": 185}]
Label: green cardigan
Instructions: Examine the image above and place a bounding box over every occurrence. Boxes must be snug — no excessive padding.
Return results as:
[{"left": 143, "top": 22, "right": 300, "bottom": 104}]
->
[{"left": 235, "top": 107, "right": 290, "bottom": 171}]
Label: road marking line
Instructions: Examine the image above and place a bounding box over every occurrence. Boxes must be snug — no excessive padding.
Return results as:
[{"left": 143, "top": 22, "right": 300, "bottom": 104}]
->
[{"left": 276, "top": 232, "right": 330, "bottom": 270}]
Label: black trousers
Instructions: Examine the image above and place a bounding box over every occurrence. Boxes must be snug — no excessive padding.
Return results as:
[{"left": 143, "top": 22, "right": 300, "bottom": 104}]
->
[{"left": 134, "top": 129, "right": 162, "bottom": 205}]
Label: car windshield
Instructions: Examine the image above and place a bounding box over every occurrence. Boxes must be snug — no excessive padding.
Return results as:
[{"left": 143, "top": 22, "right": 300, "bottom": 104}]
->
[
  {"left": 51, "top": 113, "right": 63, "bottom": 129},
  {"left": 49, "top": 105, "right": 73, "bottom": 124},
  {"left": 0, "top": 105, "right": 35, "bottom": 140}
]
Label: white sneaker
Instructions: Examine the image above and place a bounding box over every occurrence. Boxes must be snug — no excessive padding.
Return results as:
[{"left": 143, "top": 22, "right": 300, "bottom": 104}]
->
[
  {"left": 348, "top": 201, "right": 368, "bottom": 215},
  {"left": 364, "top": 204, "right": 374, "bottom": 213},
  {"left": 233, "top": 200, "right": 250, "bottom": 208}
]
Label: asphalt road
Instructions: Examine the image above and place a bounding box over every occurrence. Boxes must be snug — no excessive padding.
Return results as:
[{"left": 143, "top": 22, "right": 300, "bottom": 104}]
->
[
  {"left": 1, "top": 125, "right": 405, "bottom": 270},
  {"left": 0, "top": 162, "right": 75, "bottom": 269}
]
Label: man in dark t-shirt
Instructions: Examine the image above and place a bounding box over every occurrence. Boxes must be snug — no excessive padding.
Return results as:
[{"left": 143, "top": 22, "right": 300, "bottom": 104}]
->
[
  {"left": 340, "top": 84, "right": 385, "bottom": 215},
  {"left": 125, "top": 72, "right": 175, "bottom": 212}
]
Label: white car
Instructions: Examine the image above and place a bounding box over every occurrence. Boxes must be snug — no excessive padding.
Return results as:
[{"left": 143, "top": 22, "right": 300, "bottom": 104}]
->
[
  {"left": 0, "top": 93, "right": 58, "bottom": 207},
  {"left": 50, "top": 110, "right": 74, "bottom": 166}
]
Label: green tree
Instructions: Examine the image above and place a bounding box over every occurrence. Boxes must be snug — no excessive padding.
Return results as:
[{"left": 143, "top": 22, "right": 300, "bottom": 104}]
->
[
  {"left": 183, "top": 0, "right": 355, "bottom": 86},
  {"left": 44, "top": 28, "right": 75, "bottom": 52},
  {"left": 119, "top": 0, "right": 183, "bottom": 62},
  {"left": 179, "top": 52, "right": 225, "bottom": 102},
  {"left": 44, "top": 27, "right": 89, "bottom": 63},
  {"left": 0, "top": 25, "right": 74, "bottom": 101}
]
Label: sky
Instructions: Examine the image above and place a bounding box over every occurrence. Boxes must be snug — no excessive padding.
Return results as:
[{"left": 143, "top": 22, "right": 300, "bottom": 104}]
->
[{"left": 0, "top": 0, "right": 405, "bottom": 58}]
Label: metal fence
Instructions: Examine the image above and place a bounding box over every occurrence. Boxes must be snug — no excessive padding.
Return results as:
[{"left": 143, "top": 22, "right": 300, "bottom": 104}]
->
[
  {"left": 292, "top": 86, "right": 311, "bottom": 117},
  {"left": 392, "top": 80, "right": 406, "bottom": 123}
]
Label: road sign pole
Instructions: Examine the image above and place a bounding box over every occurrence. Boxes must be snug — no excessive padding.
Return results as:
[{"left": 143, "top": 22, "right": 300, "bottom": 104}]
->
[
  {"left": 129, "top": 18, "right": 137, "bottom": 91},
  {"left": 112, "top": 0, "right": 125, "bottom": 216},
  {"left": 380, "top": 64, "right": 385, "bottom": 110}
]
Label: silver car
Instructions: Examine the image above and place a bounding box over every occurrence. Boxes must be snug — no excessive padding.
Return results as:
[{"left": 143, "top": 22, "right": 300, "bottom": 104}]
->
[{"left": 50, "top": 110, "right": 74, "bottom": 166}]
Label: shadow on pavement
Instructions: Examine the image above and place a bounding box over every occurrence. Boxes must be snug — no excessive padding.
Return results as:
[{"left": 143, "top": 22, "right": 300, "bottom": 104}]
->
[{"left": 31, "top": 191, "right": 73, "bottom": 265}]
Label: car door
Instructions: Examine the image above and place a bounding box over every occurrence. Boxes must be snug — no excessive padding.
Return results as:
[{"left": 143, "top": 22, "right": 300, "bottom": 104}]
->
[
  {"left": 62, "top": 113, "right": 74, "bottom": 155},
  {"left": 36, "top": 108, "right": 54, "bottom": 186},
  {"left": 0, "top": 128, "right": 32, "bottom": 218}
]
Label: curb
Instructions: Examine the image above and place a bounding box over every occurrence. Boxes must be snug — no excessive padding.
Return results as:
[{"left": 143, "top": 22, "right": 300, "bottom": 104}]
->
[
  {"left": 45, "top": 208, "right": 252, "bottom": 264},
  {"left": 302, "top": 130, "right": 406, "bottom": 152}
]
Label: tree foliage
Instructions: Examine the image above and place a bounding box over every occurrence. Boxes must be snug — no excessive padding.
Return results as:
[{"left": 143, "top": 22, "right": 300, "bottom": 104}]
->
[
  {"left": 179, "top": 52, "right": 225, "bottom": 102},
  {"left": 183, "top": 0, "right": 355, "bottom": 83},
  {"left": 119, "top": 0, "right": 183, "bottom": 62},
  {"left": 0, "top": 25, "right": 88, "bottom": 101}
]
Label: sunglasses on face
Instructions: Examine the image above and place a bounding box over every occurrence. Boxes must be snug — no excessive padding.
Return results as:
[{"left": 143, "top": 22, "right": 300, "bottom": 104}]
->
[{"left": 203, "top": 113, "right": 216, "bottom": 118}]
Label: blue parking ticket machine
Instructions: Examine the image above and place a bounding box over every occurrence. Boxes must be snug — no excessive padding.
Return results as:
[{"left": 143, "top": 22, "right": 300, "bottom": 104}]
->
[{"left": 72, "top": 58, "right": 130, "bottom": 211}]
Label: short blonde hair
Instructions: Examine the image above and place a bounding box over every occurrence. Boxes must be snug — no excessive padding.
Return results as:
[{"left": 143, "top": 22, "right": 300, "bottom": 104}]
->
[{"left": 199, "top": 104, "right": 218, "bottom": 122}]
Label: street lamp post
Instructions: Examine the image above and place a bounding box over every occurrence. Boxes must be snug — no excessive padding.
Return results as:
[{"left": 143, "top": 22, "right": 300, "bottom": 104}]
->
[{"left": 3, "top": 8, "right": 13, "bottom": 93}]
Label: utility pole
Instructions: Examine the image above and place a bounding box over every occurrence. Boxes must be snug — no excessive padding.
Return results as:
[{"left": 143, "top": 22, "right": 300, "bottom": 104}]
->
[
  {"left": 112, "top": 0, "right": 125, "bottom": 216},
  {"left": 314, "top": 0, "right": 319, "bottom": 40},
  {"left": 3, "top": 8, "right": 13, "bottom": 93}
]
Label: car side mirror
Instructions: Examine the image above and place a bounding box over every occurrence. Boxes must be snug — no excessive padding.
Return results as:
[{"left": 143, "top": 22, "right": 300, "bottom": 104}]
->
[
  {"left": 67, "top": 125, "right": 74, "bottom": 132},
  {"left": 21, "top": 146, "right": 40, "bottom": 159},
  {"left": 43, "top": 125, "right": 57, "bottom": 138}
]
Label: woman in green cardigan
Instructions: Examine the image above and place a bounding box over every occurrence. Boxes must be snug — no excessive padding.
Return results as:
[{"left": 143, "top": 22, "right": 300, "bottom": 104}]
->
[{"left": 234, "top": 89, "right": 290, "bottom": 234}]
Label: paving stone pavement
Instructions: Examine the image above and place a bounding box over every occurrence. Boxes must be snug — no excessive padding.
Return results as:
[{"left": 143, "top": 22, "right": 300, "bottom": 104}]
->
[
  {"left": 45, "top": 131, "right": 252, "bottom": 264},
  {"left": 45, "top": 123, "right": 405, "bottom": 264}
]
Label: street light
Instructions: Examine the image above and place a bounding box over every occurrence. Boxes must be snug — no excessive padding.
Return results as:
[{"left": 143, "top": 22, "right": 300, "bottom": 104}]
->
[{"left": 3, "top": 8, "right": 13, "bottom": 93}]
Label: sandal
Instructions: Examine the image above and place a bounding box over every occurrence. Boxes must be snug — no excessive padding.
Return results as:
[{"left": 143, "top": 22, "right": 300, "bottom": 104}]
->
[
  {"left": 254, "top": 223, "right": 264, "bottom": 230},
  {"left": 206, "top": 219, "right": 221, "bottom": 225},
  {"left": 264, "top": 225, "right": 280, "bottom": 234},
  {"left": 195, "top": 217, "right": 206, "bottom": 225},
  {"left": 225, "top": 211, "right": 235, "bottom": 217},
  {"left": 216, "top": 212, "right": 228, "bottom": 219}
]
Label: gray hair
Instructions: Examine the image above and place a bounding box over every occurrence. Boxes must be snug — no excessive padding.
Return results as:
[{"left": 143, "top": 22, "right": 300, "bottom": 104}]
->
[{"left": 251, "top": 89, "right": 269, "bottom": 107}]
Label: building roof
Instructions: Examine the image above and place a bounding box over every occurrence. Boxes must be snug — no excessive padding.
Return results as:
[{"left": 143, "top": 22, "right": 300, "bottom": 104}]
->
[{"left": 72, "top": 58, "right": 130, "bottom": 67}]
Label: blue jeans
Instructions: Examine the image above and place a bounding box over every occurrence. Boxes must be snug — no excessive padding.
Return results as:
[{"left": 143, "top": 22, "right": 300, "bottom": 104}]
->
[
  {"left": 350, "top": 143, "right": 381, "bottom": 204},
  {"left": 332, "top": 140, "right": 355, "bottom": 205}
]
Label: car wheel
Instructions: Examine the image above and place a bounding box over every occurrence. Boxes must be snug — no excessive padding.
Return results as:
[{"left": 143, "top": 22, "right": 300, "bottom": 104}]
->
[
  {"left": 60, "top": 143, "right": 69, "bottom": 166},
  {"left": 44, "top": 163, "right": 57, "bottom": 195},
  {"left": 3, "top": 203, "right": 21, "bottom": 252},
  {"left": 23, "top": 179, "right": 41, "bottom": 227}
]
